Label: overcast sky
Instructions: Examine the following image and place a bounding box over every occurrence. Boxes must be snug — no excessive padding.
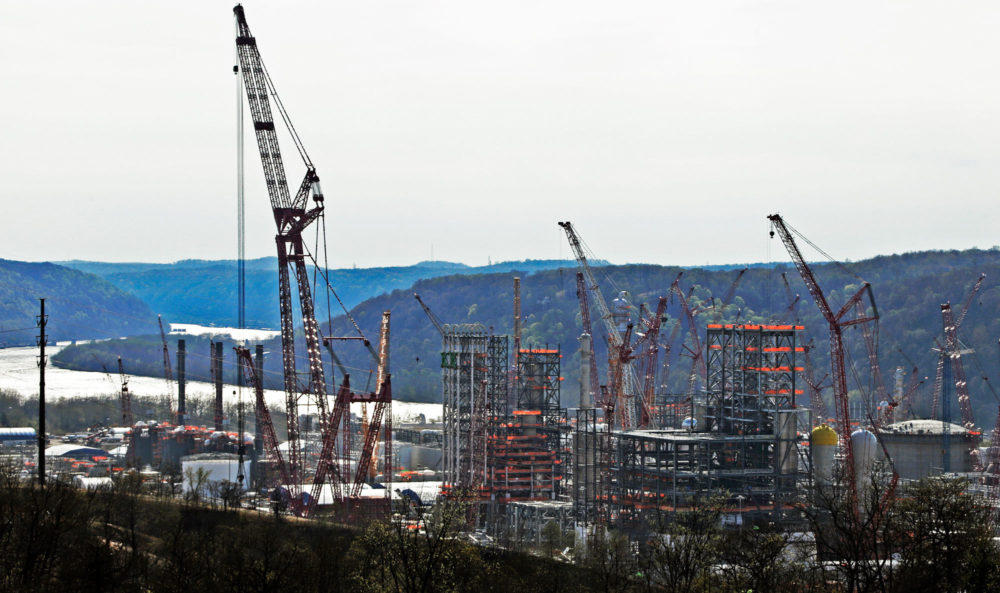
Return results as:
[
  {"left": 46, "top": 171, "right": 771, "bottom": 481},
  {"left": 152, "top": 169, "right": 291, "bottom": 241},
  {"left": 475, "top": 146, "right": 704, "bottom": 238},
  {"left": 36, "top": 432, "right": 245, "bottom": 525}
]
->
[{"left": 2, "top": 1, "right": 999, "bottom": 269}]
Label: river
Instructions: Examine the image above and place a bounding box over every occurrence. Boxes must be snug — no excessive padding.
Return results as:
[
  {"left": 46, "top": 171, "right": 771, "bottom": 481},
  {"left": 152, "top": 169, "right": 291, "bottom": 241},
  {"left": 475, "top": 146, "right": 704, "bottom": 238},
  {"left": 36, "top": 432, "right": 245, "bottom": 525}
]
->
[{"left": 0, "top": 323, "right": 443, "bottom": 424}]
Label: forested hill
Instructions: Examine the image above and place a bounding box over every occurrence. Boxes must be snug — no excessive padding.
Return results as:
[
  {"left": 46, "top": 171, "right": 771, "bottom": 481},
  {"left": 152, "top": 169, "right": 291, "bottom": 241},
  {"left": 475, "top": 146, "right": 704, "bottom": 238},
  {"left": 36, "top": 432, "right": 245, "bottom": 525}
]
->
[
  {"left": 318, "top": 247, "right": 1000, "bottom": 426},
  {"left": 57, "top": 258, "right": 582, "bottom": 327},
  {"left": 52, "top": 248, "right": 1000, "bottom": 430},
  {"left": 0, "top": 259, "right": 158, "bottom": 346}
]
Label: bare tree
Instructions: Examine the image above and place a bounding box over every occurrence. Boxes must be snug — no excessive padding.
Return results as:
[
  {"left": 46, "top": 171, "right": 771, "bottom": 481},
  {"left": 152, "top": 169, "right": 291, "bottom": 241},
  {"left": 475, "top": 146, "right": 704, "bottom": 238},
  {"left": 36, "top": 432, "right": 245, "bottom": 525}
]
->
[{"left": 637, "top": 494, "right": 726, "bottom": 593}]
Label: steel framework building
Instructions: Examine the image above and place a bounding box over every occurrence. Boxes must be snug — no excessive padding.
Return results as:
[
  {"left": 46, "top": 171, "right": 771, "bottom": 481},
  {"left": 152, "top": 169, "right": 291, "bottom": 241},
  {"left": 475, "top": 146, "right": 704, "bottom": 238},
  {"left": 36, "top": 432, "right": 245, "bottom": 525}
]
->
[
  {"left": 610, "top": 324, "right": 811, "bottom": 527},
  {"left": 440, "top": 323, "right": 490, "bottom": 488}
]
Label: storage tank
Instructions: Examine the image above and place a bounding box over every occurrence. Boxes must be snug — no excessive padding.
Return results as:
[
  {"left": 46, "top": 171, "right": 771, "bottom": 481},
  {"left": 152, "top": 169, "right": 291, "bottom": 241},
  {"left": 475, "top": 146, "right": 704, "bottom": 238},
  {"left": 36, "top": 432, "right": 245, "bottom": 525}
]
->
[
  {"left": 180, "top": 452, "right": 252, "bottom": 495},
  {"left": 851, "top": 429, "right": 879, "bottom": 488},
  {"left": 811, "top": 424, "right": 837, "bottom": 485}
]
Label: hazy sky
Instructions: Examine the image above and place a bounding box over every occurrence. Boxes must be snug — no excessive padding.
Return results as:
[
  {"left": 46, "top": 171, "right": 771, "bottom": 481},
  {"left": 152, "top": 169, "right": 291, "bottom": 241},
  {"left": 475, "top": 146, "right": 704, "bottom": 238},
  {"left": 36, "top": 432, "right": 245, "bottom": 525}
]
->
[{"left": 3, "top": 1, "right": 999, "bottom": 268}]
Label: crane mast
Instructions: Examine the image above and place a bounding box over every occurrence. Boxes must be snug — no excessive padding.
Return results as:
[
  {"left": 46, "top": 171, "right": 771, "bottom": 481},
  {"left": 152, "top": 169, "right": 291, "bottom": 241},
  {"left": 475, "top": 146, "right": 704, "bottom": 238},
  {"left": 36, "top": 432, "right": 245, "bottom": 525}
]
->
[{"left": 234, "top": 4, "right": 331, "bottom": 509}]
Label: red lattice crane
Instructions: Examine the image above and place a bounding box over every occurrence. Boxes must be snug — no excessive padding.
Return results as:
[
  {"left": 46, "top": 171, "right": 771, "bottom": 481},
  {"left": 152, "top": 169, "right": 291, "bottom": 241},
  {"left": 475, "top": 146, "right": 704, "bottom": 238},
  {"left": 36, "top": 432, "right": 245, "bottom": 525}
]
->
[
  {"left": 559, "top": 221, "right": 639, "bottom": 428},
  {"left": 669, "top": 274, "right": 706, "bottom": 402},
  {"left": 236, "top": 346, "right": 294, "bottom": 506},
  {"left": 234, "top": 4, "right": 336, "bottom": 512},
  {"left": 352, "top": 312, "right": 392, "bottom": 497},
  {"left": 636, "top": 296, "right": 667, "bottom": 427},
  {"left": 940, "top": 303, "right": 982, "bottom": 470},
  {"left": 768, "top": 214, "right": 880, "bottom": 503},
  {"left": 932, "top": 274, "right": 985, "bottom": 417}
]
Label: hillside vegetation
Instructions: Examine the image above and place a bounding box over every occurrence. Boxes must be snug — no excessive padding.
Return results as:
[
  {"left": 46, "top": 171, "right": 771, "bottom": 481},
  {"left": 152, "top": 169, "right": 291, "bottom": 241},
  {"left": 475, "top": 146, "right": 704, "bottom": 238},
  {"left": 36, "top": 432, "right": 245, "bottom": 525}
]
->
[
  {"left": 52, "top": 247, "right": 1000, "bottom": 429},
  {"left": 0, "top": 259, "right": 158, "bottom": 346}
]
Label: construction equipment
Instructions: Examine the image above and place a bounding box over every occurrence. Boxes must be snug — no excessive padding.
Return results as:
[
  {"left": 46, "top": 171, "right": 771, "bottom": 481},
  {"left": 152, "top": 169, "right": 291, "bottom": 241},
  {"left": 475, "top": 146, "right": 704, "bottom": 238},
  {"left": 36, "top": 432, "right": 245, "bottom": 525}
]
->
[
  {"left": 939, "top": 303, "right": 982, "bottom": 469},
  {"left": 352, "top": 312, "right": 392, "bottom": 496},
  {"left": 414, "top": 293, "right": 445, "bottom": 336},
  {"left": 636, "top": 296, "right": 667, "bottom": 427},
  {"left": 801, "top": 341, "right": 830, "bottom": 424},
  {"left": 117, "top": 357, "right": 132, "bottom": 427},
  {"left": 932, "top": 274, "right": 985, "bottom": 417},
  {"left": 157, "top": 315, "right": 173, "bottom": 385},
  {"left": 234, "top": 4, "right": 338, "bottom": 513},
  {"left": 669, "top": 275, "right": 707, "bottom": 403},
  {"left": 711, "top": 267, "right": 748, "bottom": 323},
  {"left": 768, "top": 214, "right": 881, "bottom": 503},
  {"left": 559, "top": 221, "right": 640, "bottom": 429}
]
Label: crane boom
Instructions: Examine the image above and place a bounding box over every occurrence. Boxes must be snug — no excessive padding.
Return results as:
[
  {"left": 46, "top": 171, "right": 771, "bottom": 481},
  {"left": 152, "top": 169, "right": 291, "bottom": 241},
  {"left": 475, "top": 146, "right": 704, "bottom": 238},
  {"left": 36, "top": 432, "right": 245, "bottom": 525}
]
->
[
  {"left": 559, "top": 221, "right": 639, "bottom": 427},
  {"left": 158, "top": 315, "right": 173, "bottom": 383},
  {"left": 414, "top": 293, "right": 446, "bottom": 336},
  {"left": 558, "top": 222, "right": 621, "bottom": 346}
]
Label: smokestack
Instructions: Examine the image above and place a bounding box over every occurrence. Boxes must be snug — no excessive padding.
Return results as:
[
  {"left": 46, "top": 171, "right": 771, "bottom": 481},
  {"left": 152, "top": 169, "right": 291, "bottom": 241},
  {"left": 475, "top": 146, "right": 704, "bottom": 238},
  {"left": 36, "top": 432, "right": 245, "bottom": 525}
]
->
[
  {"left": 214, "top": 341, "right": 224, "bottom": 431},
  {"left": 579, "top": 332, "right": 593, "bottom": 409},
  {"left": 177, "top": 339, "right": 186, "bottom": 425}
]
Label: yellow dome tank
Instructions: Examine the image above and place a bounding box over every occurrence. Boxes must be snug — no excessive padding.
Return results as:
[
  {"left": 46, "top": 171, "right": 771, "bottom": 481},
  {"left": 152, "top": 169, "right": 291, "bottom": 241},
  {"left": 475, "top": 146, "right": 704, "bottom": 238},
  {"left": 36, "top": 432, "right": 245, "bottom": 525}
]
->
[{"left": 811, "top": 424, "right": 838, "bottom": 446}]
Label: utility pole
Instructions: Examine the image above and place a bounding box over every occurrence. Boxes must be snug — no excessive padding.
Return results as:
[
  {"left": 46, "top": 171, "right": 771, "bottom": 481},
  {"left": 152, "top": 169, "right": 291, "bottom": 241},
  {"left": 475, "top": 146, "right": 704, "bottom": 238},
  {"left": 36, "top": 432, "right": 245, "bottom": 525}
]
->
[{"left": 36, "top": 298, "right": 46, "bottom": 487}]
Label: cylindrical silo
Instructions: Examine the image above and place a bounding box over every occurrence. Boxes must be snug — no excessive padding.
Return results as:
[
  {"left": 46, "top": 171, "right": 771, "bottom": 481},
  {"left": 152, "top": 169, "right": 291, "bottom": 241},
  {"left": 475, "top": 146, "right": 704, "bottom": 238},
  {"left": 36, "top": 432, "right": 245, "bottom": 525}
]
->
[
  {"left": 851, "top": 429, "right": 879, "bottom": 489},
  {"left": 811, "top": 424, "right": 837, "bottom": 485}
]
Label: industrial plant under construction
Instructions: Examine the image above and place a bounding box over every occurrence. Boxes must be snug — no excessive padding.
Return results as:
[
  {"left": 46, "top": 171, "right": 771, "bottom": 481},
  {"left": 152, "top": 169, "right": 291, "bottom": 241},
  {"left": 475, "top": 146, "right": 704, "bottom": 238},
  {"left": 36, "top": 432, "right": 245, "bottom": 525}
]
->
[{"left": 8, "top": 7, "right": 1000, "bottom": 586}]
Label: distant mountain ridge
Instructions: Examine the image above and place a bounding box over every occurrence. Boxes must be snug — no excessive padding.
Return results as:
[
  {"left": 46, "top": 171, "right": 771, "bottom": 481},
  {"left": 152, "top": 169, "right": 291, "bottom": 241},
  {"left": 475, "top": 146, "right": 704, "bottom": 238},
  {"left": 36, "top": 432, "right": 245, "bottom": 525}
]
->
[
  {"left": 52, "top": 247, "right": 1000, "bottom": 430},
  {"left": 0, "top": 259, "right": 158, "bottom": 346},
  {"left": 57, "top": 258, "right": 585, "bottom": 328}
]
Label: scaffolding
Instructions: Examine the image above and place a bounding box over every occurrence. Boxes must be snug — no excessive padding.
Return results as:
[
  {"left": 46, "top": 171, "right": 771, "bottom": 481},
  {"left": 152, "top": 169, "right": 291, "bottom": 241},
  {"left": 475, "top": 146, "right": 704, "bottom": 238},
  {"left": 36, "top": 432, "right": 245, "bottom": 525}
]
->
[
  {"left": 441, "top": 323, "right": 490, "bottom": 489},
  {"left": 610, "top": 324, "right": 811, "bottom": 528}
]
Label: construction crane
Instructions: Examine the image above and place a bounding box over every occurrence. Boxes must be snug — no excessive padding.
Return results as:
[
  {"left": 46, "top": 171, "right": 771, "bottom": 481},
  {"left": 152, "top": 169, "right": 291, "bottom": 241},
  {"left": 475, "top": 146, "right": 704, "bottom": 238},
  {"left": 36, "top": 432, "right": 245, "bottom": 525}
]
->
[
  {"left": 414, "top": 293, "right": 445, "bottom": 337},
  {"left": 352, "top": 312, "right": 392, "bottom": 497},
  {"left": 236, "top": 346, "right": 293, "bottom": 498},
  {"left": 608, "top": 324, "right": 637, "bottom": 429},
  {"left": 768, "top": 214, "right": 880, "bottom": 503},
  {"left": 801, "top": 341, "right": 830, "bottom": 425},
  {"left": 559, "top": 221, "right": 640, "bottom": 429},
  {"left": 669, "top": 275, "right": 707, "bottom": 402},
  {"left": 157, "top": 315, "right": 173, "bottom": 384},
  {"left": 636, "top": 296, "right": 668, "bottom": 427},
  {"left": 711, "top": 267, "right": 748, "bottom": 323},
  {"left": 116, "top": 357, "right": 132, "bottom": 427},
  {"left": 939, "top": 303, "right": 982, "bottom": 470},
  {"left": 932, "top": 274, "right": 985, "bottom": 417},
  {"left": 234, "top": 4, "right": 336, "bottom": 512},
  {"left": 575, "top": 272, "right": 601, "bottom": 412}
]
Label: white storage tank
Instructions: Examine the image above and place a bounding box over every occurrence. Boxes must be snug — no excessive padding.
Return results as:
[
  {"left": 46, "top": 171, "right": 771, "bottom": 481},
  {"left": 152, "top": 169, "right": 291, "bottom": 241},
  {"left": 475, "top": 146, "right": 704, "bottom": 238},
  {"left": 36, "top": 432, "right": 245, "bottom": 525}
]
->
[
  {"left": 851, "top": 429, "right": 880, "bottom": 488},
  {"left": 811, "top": 424, "right": 837, "bottom": 485},
  {"left": 180, "top": 452, "right": 252, "bottom": 496}
]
